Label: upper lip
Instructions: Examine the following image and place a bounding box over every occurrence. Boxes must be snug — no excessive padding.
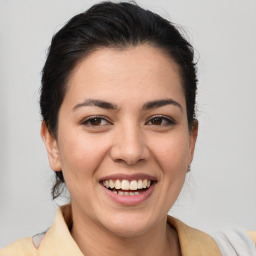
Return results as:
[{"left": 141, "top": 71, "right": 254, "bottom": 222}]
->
[{"left": 99, "top": 173, "right": 157, "bottom": 182}]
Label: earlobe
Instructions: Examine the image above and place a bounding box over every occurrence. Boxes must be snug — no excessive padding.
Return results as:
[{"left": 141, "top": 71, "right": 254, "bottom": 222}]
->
[
  {"left": 40, "top": 122, "right": 62, "bottom": 171},
  {"left": 188, "top": 119, "right": 198, "bottom": 164}
]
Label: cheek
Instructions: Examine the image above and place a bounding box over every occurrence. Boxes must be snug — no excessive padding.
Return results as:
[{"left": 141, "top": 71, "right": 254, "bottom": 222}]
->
[
  {"left": 57, "top": 131, "right": 110, "bottom": 189},
  {"left": 150, "top": 132, "right": 190, "bottom": 175},
  {"left": 147, "top": 133, "right": 190, "bottom": 212}
]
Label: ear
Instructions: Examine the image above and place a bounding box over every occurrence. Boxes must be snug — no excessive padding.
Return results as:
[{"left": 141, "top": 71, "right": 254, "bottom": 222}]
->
[
  {"left": 188, "top": 119, "right": 198, "bottom": 164},
  {"left": 41, "top": 122, "right": 62, "bottom": 171}
]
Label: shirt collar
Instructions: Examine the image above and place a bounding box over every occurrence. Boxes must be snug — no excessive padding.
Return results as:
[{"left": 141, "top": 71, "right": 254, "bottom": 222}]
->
[
  {"left": 168, "top": 216, "right": 221, "bottom": 256},
  {"left": 39, "top": 204, "right": 83, "bottom": 256}
]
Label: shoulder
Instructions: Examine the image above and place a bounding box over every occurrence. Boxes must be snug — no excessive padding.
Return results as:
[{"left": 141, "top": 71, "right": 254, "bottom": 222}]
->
[
  {"left": 0, "top": 237, "right": 37, "bottom": 256},
  {"left": 168, "top": 216, "right": 256, "bottom": 256},
  {"left": 167, "top": 216, "right": 222, "bottom": 256},
  {"left": 246, "top": 231, "right": 256, "bottom": 244},
  {"left": 213, "top": 229, "right": 256, "bottom": 256}
]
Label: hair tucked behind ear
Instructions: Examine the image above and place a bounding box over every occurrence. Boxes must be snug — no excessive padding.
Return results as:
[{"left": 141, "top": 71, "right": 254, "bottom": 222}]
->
[{"left": 40, "top": 1, "right": 197, "bottom": 200}]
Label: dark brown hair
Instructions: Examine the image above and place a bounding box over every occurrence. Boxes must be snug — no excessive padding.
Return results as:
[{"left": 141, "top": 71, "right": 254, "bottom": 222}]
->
[{"left": 40, "top": 1, "right": 197, "bottom": 199}]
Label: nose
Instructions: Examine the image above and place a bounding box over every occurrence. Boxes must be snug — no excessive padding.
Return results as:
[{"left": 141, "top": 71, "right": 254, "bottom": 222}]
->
[{"left": 110, "top": 124, "right": 149, "bottom": 165}]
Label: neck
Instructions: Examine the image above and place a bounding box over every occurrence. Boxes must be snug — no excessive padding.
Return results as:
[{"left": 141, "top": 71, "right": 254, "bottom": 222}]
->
[{"left": 70, "top": 207, "right": 181, "bottom": 256}]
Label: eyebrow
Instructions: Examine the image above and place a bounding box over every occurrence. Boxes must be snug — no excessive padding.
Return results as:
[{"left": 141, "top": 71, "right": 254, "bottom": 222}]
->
[
  {"left": 142, "top": 99, "right": 182, "bottom": 111},
  {"left": 73, "top": 98, "right": 182, "bottom": 111},
  {"left": 73, "top": 99, "right": 118, "bottom": 111}
]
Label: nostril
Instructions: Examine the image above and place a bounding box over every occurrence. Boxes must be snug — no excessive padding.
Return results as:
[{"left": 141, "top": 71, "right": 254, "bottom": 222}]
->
[
  {"left": 109, "top": 129, "right": 149, "bottom": 164},
  {"left": 110, "top": 144, "right": 149, "bottom": 165}
]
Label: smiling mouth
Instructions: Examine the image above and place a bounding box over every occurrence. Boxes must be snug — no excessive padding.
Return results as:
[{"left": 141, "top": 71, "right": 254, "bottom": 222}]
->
[{"left": 101, "top": 179, "right": 154, "bottom": 196}]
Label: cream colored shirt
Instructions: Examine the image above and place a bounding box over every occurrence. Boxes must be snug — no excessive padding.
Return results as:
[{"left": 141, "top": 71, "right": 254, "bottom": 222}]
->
[{"left": 0, "top": 204, "right": 255, "bottom": 256}]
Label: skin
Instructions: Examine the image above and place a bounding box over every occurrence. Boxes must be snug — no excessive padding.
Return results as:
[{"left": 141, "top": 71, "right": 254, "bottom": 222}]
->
[{"left": 41, "top": 45, "right": 198, "bottom": 256}]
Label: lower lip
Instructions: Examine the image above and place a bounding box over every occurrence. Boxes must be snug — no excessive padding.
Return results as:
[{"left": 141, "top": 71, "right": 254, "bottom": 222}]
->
[{"left": 100, "top": 183, "right": 156, "bottom": 206}]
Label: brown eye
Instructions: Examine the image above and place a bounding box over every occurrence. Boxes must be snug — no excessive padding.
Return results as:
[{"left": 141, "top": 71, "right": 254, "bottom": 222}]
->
[
  {"left": 146, "top": 116, "right": 175, "bottom": 126},
  {"left": 89, "top": 118, "right": 102, "bottom": 126},
  {"left": 82, "top": 116, "right": 110, "bottom": 127},
  {"left": 151, "top": 117, "right": 163, "bottom": 125}
]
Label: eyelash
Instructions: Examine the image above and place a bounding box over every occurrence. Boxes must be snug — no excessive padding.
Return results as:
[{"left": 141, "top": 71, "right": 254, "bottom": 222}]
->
[
  {"left": 81, "top": 115, "right": 175, "bottom": 127},
  {"left": 81, "top": 116, "right": 112, "bottom": 127},
  {"left": 146, "top": 115, "right": 175, "bottom": 126}
]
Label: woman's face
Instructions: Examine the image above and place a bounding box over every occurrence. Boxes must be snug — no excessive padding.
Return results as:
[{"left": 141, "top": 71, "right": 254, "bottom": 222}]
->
[{"left": 42, "top": 45, "right": 197, "bottom": 237}]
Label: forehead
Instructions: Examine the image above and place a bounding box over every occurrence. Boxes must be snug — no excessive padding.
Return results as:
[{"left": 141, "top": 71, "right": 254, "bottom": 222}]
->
[{"left": 65, "top": 45, "right": 185, "bottom": 106}]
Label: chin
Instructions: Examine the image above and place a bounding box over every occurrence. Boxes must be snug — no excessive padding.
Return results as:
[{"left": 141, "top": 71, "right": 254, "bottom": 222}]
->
[
  {"left": 101, "top": 212, "right": 156, "bottom": 238},
  {"left": 107, "top": 222, "right": 150, "bottom": 238}
]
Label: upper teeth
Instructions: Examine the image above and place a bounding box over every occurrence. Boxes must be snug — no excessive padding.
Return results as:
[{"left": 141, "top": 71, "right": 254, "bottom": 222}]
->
[{"left": 103, "top": 179, "right": 151, "bottom": 190}]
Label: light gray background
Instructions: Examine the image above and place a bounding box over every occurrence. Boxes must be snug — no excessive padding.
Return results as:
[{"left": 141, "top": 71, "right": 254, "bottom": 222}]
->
[{"left": 0, "top": 0, "right": 255, "bottom": 248}]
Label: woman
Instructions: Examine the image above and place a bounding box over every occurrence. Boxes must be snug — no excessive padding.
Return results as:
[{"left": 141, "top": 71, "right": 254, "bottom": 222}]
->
[{"left": 1, "top": 2, "right": 255, "bottom": 255}]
